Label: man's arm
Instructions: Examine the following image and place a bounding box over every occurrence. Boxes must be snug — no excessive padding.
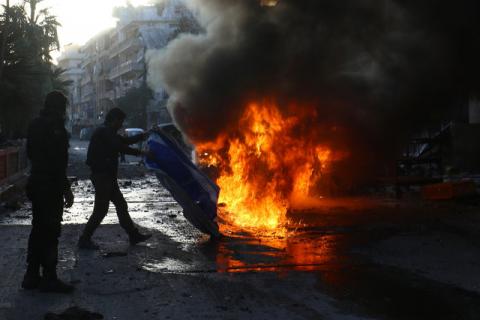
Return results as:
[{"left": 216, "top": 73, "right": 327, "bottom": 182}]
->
[
  {"left": 105, "top": 130, "right": 143, "bottom": 156},
  {"left": 121, "top": 132, "right": 148, "bottom": 145}
]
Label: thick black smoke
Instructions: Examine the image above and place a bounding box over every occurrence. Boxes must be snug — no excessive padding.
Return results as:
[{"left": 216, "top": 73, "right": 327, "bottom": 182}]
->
[{"left": 147, "top": 0, "right": 480, "bottom": 179}]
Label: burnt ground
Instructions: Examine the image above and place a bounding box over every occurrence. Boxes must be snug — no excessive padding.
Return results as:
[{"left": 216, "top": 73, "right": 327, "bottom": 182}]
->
[{"left": 0, "top": 139, "right": 480, "bottom": 319}]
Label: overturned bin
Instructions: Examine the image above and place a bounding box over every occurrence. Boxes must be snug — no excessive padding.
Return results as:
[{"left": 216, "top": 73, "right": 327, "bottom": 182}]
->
[{"left": 145, "top": 129, "right": 221, "bottom": 238}]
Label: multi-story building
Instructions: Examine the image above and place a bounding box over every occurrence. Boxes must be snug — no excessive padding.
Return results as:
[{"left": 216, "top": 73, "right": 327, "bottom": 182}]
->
[
  {"left": 68, "top": 32, "right": 112, "bottom": 134},
  {"left": 57, "top": 44, "right": 85, "bottom": 133},
  {"left": 61, "top": 0, "right": 196, "bottom": 135}
]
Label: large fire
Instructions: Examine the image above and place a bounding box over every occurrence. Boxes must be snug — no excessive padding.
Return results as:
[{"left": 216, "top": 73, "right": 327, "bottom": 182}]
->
[{"left": 196, "top": 101, "right": 348, "bottom": 233}]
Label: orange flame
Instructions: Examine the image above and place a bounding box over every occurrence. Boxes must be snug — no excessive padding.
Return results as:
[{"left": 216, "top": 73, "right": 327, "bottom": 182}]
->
[{"left": 196, "top": 101, "right": 347, "bottom": 233}]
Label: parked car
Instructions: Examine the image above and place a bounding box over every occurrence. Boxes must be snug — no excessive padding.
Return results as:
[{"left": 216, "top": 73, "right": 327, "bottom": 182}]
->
[
  {"left": 124, "top": 128, "right": 145, "bottom": 149},
  {"left": 79, "top": 127, "right": 94, "bottom": 141}
]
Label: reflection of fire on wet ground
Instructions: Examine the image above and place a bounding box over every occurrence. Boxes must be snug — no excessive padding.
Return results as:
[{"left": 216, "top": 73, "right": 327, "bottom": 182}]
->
[
  {"left": 188, "top": 100, "right": 400, "bottom": 272},
  {"left": 211, "top": 198, "right": 384, "bottom": 273},
  {"left": 208, "top": 197, "right": 453, "bottom": 274},
  {"left": 214, "top": 229, "right": 346, "bottom": 273}
]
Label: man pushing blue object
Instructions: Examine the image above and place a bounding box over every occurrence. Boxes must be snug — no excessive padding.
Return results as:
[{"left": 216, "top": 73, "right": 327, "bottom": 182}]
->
[{"left": 145, "top": 127, "right": 222, "bottom": 238}]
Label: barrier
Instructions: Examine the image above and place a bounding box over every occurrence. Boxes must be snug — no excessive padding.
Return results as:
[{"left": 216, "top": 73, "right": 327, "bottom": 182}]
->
[{"left": 0, "top": 143, "right": 28, "bottom": 185}]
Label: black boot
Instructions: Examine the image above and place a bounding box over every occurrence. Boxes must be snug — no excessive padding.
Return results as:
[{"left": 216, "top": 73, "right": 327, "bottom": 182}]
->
[
  {"left": 78, "top": 235, "right": 100, "bottom": 250},
  {"left": 21, "top": 264, "right": 41, "bottom": 290},
  {"left": 39, "top": 269, "right": 74, "bottom": 294},
  {"left": 39, "top": 278, "right": 75, "bottom": 294},
  {"left": 129, "top": 231, "right": 152, "bottom": 245}
]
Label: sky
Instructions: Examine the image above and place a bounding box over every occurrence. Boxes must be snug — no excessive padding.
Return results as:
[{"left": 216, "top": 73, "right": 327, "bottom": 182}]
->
[{"left": 10, "top": 0, "right": 154, "bottom": 58}]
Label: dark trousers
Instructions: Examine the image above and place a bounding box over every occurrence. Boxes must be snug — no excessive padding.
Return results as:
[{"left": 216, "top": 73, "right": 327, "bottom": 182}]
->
[
  {"left": 81, "top": 173, "right": 137, "bottom": 239},
  {"left": 26, "top": 178, "right": 63, "bottom": 279}
]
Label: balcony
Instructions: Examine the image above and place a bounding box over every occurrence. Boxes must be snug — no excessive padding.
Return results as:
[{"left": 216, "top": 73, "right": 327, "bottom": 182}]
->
[
  {"left": 103, "top": 90, "right": 116, "bottom": 101},
  {"left": 80, "top": 74, "right": 93, "bottom": 86},
  {"left": 80, "top": 83, "right": 94, "bottom": 96},
  {"left": 109, "top": 61, "right": 144, "bottom": 79},
  {"left": 109, "top": 37, "right": 142, "bottom": 58}
]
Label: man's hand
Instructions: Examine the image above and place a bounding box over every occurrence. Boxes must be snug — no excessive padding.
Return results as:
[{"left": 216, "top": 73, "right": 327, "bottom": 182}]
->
[
  {"left": 64, "top": 188, "right": 74, "bottom": 208},
  {"left": 141, "top": 149, "right": 155, "bottom": 161},
  {"left": 149, "top": 125, "right": 164, "bottom": 135},
  {"left": 141, "top": 131, "right": 151, "bottom": 141}
]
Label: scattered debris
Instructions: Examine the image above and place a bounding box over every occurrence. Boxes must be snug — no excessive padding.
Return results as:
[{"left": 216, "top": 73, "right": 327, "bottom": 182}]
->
[
  {"left": 102, "top": 251, "right": 128, "bottom": 258},
  {"left": 68, "top": 176, "right": 79, "bottom": 186},
  {"left": 44, "top": 306, "right": 103, "bottom": 320},
  {"left": 3, "top": 200, "right": 21, "bottom": 211},
  {"left": 122, "top": 181, "right": 132, "bottom": 187}
]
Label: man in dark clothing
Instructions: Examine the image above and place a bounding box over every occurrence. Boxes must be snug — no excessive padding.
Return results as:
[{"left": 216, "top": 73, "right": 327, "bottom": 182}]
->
[
  {"left": 22, "top": 91, "right": 75, "bottom": 293},
  {"left": 78, "top": 108, "right": 151, "bottom": 250}
]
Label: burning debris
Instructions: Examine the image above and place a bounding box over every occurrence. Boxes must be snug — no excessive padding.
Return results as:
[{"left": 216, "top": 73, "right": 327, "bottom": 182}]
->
[
  {"left": 196, "top": 101, "right": 348, "bottom": 231},
  {"left": 147, "top": 0, "right": 480, "bottom": 231}
]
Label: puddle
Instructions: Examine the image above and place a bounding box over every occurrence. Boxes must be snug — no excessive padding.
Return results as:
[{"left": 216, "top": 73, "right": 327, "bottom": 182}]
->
[
  {"left": 207, "top": 230, "right": 349, "bottom": 273},
  {"left": 142, "top": 258, "right": 195, "bottom": 273}
]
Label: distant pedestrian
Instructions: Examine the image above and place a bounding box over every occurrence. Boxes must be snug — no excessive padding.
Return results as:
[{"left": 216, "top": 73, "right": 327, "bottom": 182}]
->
[
  {"left": 22, "top": 91, "right": 75, "bottom": 293},
  {"left": 78, "top": 108, "right": 151, "bottom": 250}
]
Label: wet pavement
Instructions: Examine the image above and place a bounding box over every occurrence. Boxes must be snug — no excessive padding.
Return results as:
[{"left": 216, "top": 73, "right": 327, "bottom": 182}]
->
[{"left": 1, "top": 139, "right": 480, "bottom": 319}]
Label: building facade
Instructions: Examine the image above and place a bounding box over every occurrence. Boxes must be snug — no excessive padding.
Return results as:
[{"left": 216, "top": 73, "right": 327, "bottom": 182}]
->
[
  {"left": 56, "top": 44, "right": 85, "bottom": 133},
  {"left": 58, "top": 0, "right": 196, "bottom": 136}
]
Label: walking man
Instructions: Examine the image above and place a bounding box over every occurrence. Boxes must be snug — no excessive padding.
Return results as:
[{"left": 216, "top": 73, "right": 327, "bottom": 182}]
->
[
  {"left": 78, "top": 108, "right": 151, "bottom": 249},
  {"left": 22, "top": 91, "right": 75, "bottom": 293}
]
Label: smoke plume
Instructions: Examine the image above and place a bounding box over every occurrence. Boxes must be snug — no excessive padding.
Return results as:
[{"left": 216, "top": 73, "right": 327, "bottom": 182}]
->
[{"left": 147, "top": 0, "right": 480, "bottom": 179}]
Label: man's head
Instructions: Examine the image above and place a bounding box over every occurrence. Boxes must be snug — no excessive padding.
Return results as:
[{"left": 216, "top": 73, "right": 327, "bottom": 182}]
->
[
  {"left": 105, "top": 107, "right": 126, "bottom": 131},
  {"left": 43, "top": 90, "right": 68, "bottom": 119}
]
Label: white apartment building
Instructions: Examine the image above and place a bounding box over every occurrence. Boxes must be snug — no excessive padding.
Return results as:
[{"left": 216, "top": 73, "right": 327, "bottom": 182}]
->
[
  {"left": 61, "top": 0, "right": 196, "bottom": 135},
  {"left": 57, "top": 44, "right": 85, "bottom": 132}
]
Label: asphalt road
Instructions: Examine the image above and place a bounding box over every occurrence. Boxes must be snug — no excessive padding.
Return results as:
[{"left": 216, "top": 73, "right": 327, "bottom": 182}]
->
[{"left": 0, "top": 139, "right": 480, "bottom": 319}]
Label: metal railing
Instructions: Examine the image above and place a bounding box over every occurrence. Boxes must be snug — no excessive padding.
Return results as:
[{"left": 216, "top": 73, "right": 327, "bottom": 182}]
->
[
  {"left": 109, "top": 61, "right": 144, "bottom": 79},
  {"left": 109, "top": 38, "right": 142, "bottom": 59}
]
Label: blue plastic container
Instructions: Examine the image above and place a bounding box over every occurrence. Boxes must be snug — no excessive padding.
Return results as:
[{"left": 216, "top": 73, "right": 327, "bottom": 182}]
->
[{"left": 145, "top": 130, "right": 221, "bottom": 237}]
